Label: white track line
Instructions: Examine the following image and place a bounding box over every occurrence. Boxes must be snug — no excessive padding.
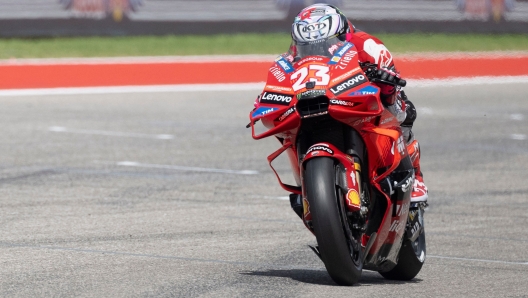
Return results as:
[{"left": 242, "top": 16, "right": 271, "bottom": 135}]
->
[
  {"left": 409, "top": 76, "right": 528, "bottom": 87},
  {"left": 0, "top": 55, "right": 278, "bottom": 65},
  {"left": 511, "top": 134, "right": 527, "bottom": 140},
  {"left": 428, "top": 255, "right": 528, "bottom": 266},
  {"left": 115, "top": 161, "right": 259, "bottom": 175},
  {"left": 510, "top": 114, "right": 525, "bottom": 121},
  {"left": 0, "top": 83, "right": 266, "bottom": 97},
  {"left": 1, "top": 76, "right": 527, "bottom": 97},
  {"left": 1, "top": 52, "right": 527, "bottom": 65},
  {"left": 49, "top": 126, "right": 174, "bottom": 140}
]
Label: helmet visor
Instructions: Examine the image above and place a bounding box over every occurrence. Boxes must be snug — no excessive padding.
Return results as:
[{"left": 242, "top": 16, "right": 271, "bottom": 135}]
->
[{"left": 294, "top": 36, "right": 345, "bottom": 59}]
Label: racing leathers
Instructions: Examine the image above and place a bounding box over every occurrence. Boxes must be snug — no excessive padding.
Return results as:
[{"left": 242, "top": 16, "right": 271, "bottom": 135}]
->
[{"left": 346, "top": 30, "right": 428, "bottom": 202}]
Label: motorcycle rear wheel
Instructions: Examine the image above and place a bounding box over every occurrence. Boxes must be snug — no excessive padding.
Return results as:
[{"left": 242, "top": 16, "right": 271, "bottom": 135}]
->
[
  {"left": 305, "top": 157, "right": 363, "bottom": 286},
  {"left": 379, "top": 208, "right": 426, "bottom": 280}
]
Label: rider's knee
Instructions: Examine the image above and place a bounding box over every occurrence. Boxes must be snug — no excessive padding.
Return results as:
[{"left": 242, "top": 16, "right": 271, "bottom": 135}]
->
[{"left": 401, "top": 91, "right": 417, "bottom": 127}]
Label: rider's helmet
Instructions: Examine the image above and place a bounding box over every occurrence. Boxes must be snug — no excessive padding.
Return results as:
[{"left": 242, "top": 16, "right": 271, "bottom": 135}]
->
[{"left": 290, "top": 4, "right": 353, "bottom": 58}]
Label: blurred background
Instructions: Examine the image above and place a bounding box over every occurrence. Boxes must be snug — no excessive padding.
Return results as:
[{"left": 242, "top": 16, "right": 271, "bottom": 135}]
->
[{"left": 0, "top": 0, "right": 527, "bottom": 37}]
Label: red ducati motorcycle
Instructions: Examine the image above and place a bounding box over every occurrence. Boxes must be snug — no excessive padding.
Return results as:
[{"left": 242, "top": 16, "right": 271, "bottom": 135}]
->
[{"left": 248, "top": 38, "right": 426, "bottom": 285}]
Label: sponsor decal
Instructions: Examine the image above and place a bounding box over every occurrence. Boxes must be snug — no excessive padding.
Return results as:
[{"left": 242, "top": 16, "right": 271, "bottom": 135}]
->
[
  {"left": 330, "top": 67, "right": 360, "bottom": 84},
  {"left": 275, "top": 56, "right": 294, "bottom": 74},
  {"left": 61, "top": 0, "right": 142, "bottom": 22},
  {"left": 330, "top": 74, "right": 368, "bottom": 95},
  {"left": 336, "top": 51, "right": 358, "bottom": 70},
  {"left": 306, "top": 144, "right": 334, "bottom": 155},
  {"left": 328, "top": 43, "right": 354, "bottom": 65},
  {"left": 395, "top": 202, "right": 410, "bottom": 216},
  {"left": 408, "top": 209, "right": 418, "bottom": 221},
  {"left": 276, "top": 107, "right": 295, "bottom": 122},
  {"left": 328, "top": 44, "right": 339, "bottom": 55},
  {"left": 410, "top": 221, "right": 421, "bottom": 236},
  {"left": 380, "top": 116, "right": 395, "bottom": 125},
  {"left": 265, "top": 85, "right": 293, "bottom": 93},
  {"left": 391, "top": 135, "right": 406, "bottom": 156},
  {"left": 352, "top": 116, "right": 375, "bottom": 126},
  {"left": 350, "top": 170, "right": 356, "bottom": 186},
  {"left": 329, "top": 99, "right": 355, "bottom": 107},
  {"left": 302, "top": 22, "right": 327, "bottom": 33},
  {"left": 400, "top": 175, "right": 414, "bottom": 193},
  {"left": 348, "top": 85, "right": 379, "bottom": 96},
  {"left": 389, "top": 220, "right": 405, "bottom": 232},
  {"left": 337, "top": 43, "right": 354, "bottom": 56},
  {"left": 297, "top": 89, "right": 326, "bottom": 100},
  {"left": 260, "top": 92, "right": 293, "bottom": 106},
  {"left": 297, "top": 56, "right": 324, "bottom": 66},
  {"left": 269, "top": 66, "right": 286, "bottom": 82},
  {"left": 347, "top": 190, "right": 361, "bottom": 209},
  {"left": 303, "top": 197, "right": 311, "bottom": 217},
  {"left": 252, "top": 107, "right": 279, "bottom": 118}
]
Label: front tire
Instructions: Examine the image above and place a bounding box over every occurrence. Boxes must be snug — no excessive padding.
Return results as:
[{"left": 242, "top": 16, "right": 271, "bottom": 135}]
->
[{"left": 305, "top": 157, "right": 362, "bottom": 286}]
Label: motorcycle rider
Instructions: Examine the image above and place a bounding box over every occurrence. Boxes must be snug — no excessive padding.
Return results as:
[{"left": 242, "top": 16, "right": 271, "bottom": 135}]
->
[{"left": 285, "top": 3, "right": 428, "bottom": 202}]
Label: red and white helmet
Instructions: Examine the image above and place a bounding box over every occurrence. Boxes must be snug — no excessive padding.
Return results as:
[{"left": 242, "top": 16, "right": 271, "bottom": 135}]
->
[{"left": 291, "top": 4, "right": 351, "bottom": 44}]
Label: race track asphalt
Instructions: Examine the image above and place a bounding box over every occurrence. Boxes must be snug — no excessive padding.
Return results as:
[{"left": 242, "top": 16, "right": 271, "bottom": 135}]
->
[{"left": 0, "top": 83, "right": 527, "bottom": 297}]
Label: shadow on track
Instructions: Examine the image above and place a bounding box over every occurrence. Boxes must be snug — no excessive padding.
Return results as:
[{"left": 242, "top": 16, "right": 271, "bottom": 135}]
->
[{"left": 241, "top": 269, "right": 422, "bottom": 286}]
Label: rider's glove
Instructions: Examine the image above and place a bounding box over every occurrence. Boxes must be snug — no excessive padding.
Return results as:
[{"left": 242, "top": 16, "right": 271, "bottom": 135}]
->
[
  {"left": 375, "top": 67, "right": 401, "bottom": 105},
  {"left": 376, "top": 67, "right": 401, "bottom": 85}
]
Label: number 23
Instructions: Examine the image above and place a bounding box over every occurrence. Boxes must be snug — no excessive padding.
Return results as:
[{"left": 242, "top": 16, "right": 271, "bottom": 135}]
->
[{"left": 291, "top": 65, "right": 330, "bottom": 91}]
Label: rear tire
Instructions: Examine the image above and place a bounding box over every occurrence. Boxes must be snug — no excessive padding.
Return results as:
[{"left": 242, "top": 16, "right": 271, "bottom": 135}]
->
[
  {"left": 379, "top": 209, "right": 426, "bottom": 280},
  {"left": 305, "top": 157, "right": 362, "bottom": 286}
]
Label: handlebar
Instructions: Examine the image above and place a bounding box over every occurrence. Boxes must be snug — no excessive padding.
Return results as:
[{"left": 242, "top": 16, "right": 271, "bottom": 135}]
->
[
  {"left": 360, "top": 63, "right": 407, "bottom": 87},
  {"left": 370, "top": 77, "right": 407, "bottom": 87}
]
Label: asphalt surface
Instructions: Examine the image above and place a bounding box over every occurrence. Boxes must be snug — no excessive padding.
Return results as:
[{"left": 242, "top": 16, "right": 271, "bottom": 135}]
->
[{"left": 0, "top": 83, "right": 527, "bottom": 297}]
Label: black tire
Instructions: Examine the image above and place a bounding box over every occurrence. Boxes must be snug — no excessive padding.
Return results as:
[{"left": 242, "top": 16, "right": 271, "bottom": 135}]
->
[
  {"left": 379, "top": 213, "right": 426, "bottom": 280},
  {"left": 305, "top": 157, "right": 362, "bottom": 286}
]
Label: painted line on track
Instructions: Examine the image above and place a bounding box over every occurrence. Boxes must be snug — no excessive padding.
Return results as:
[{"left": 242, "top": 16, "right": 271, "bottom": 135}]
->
[
  {"left": 511, "top": 134, "right": 527, "bottom": 141},
  {"left": 1, "top": 76, "right": 527, "bottom": 97},
  {"left": 0, "top": 83, "right": 266, "bottom": 96},
  {"left": 428, "top": 255, "right": 528, "bottom": 266},
  {"left": 510, "top": 114, "right": 525, "bottom": 121},
  {"left": 114, "top": 161, "right": 259, "bottom": 175},
  {"left": 410, "top": 76, "right": 528, "bottom": 87},
  {"left": 49, "top": 126, "right": 174, "bottom": 140}
]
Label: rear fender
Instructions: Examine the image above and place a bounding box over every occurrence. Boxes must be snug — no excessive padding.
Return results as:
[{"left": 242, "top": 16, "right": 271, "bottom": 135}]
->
[{"left": 302, "top": 143, "right": 362, "bottom": 212}]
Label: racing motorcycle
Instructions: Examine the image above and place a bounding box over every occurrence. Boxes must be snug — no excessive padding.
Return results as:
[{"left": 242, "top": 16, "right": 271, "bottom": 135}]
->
[{"left": 247, "top": 38, "right": 427, "bottom": 285}]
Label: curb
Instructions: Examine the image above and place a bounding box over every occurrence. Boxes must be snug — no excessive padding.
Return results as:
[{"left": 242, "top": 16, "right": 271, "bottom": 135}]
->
[{"left": 0, "top": 53, "right": 527, "bottom": 89}]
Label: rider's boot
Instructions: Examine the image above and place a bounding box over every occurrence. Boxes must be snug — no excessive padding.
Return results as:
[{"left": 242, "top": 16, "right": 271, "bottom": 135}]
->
[
  {"left": 406, "top": 138, "right": 428, "bottom": 202},
  {"left": 400, "top": 91, "right": 428, "bottom": 203}
]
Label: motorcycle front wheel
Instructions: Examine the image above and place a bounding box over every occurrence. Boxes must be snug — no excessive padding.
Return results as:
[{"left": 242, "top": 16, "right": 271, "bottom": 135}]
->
[{"left": 305, "top": 157, "right": 363, "bottom": 286}]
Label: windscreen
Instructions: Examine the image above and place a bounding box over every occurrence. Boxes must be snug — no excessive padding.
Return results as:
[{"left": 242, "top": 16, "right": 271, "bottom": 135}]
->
[{"left": 292, "top": 36, "right": 347, "bottom": 59}]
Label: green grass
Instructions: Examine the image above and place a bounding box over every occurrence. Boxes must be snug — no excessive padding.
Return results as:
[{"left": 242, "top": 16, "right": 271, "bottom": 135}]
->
[{"left": 0, "top": 33, "right": 527, "bottom": 59}]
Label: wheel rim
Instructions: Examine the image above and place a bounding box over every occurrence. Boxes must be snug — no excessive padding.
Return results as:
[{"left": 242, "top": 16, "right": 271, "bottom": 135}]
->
[{"left": 411, "top": 208, "right": 426, "bottom": 262}]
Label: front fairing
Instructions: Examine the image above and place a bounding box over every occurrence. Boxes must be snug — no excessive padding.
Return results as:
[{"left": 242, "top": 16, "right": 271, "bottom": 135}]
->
[{"left": 250, "top": 41, "right": 384, "bottom": 140}]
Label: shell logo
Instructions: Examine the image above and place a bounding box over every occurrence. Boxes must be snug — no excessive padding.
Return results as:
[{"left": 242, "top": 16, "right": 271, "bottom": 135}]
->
[{"left": 346, "top": 190, "right": 361, "bottom": 211}]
